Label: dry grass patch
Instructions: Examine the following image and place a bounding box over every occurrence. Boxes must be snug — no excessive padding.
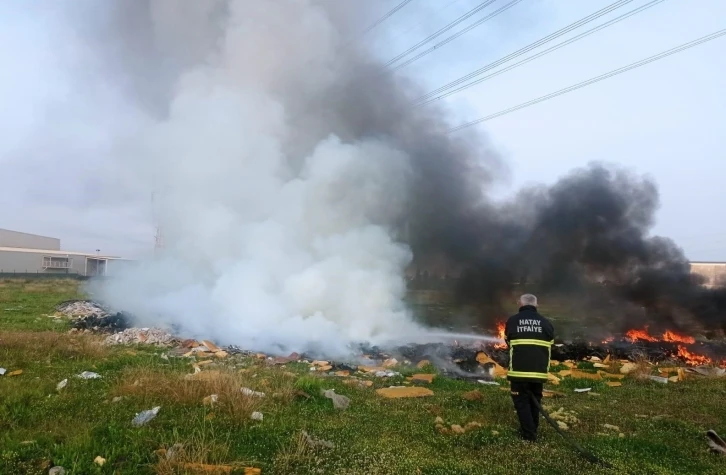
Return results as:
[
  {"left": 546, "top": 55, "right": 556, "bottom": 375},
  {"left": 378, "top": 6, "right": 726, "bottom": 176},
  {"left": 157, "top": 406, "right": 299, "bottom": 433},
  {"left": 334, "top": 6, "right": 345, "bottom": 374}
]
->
[
  {"left": 272, "top": 431, "right": 316, "bottom": 475},
  {"left": 114, "top": 366, "right": 297, "bottom": 423},
  {"left": 153, "top": 424, "right": 258, "bottom": 475},
  {"left": 0, "top": 331, "right": 107, "bottom": 360}
]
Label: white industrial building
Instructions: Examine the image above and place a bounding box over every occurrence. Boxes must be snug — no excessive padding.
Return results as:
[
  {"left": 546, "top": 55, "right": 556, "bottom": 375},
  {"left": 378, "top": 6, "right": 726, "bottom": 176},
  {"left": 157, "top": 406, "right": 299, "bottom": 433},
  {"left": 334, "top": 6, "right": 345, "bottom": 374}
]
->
[{"left": 0, "top": 228, "right": 131, "bottom": 277}]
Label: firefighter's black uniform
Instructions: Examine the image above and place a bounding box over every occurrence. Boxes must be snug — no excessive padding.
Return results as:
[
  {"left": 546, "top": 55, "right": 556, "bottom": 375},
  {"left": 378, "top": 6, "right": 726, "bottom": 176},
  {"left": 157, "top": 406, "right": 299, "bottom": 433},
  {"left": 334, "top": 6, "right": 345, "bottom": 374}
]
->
[{"left": 505, "top": 305, "right": 555, "bottom": 441}]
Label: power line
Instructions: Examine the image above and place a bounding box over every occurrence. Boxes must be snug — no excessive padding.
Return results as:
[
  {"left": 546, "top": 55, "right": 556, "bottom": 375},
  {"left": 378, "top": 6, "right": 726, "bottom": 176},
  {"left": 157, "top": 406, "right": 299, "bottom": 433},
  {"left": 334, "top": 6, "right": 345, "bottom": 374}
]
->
[
  {"left": 447, "top": 28, "right": 726, "bottom": 134},
  {"left": 388, "top": 0, "right": 526, "bottom": 72},
  {"left": 350, "top": 0, "right": 417, "bottom": 42},
  {"left": 384, "top": 0, "right": 498, "bottom": 67},
  {"left": 382, "top": 0, "right": 466, "bottom": 45},
  {"left": 419, "top": 0, "right": 666, "bottom": 105},
  {"left": 416, "top": 0, "right": 642, "bottom": 104}
]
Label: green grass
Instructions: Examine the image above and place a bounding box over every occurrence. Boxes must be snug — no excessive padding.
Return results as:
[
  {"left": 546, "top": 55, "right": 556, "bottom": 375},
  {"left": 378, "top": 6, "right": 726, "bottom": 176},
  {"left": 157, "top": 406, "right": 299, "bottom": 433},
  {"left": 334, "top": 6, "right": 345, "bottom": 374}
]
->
[{"left": 2, "top": 279, "right": 726, "bottom": 474}]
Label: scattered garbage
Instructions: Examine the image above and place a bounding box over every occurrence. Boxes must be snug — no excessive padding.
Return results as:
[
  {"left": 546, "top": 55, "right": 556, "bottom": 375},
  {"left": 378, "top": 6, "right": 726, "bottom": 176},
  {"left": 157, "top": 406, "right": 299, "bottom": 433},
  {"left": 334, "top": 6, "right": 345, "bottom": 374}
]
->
[
  {"left": 647, "top": 375, "right": 669, "bottom": 384},
  {"left": 302, "top": 430, "right": 335, "bottom": 449},
  {"left": 94, "top": 456, "right": 106, "bottom": 467},
  {"left": 574, "top": 388, "right": 592, "bottom": 393},
  {"left": 7, "top": 369, "right": 23, "bottom": 377},
  {"left": 112, "top": 396, "right": 124, "bottom": 403},
  {"left": 477, "top": 380, "right": 500, "bottom": 385},
  {"left": 0, "top": 368, "right": 6, "bottom": 376},
  {"left": 376, "top": 386, "right": 434, "bottom": 399},
  {"left": 450, "top": 424, "right": 465, "bottom": 434},
  {"left": 620, "top": 362, "right": 638, "bottom": 374},
  {"left": 374, "top": 370, "right": 401, "bottom": 378},
  {"left": 548, "top": 407, "right": 579, "bottom": 426},
  {"left": 240, "top": 387, "right": 266, "bottom": 398},
  {"left": 462, "top": 390, "right": 483, "bottom": 401},
  {"left": 250, "top": 411, "right": 264, "bottom": 421},
  {"left": 56, "top": 379, "right": 68, "bottom": 390},
  {"left": 132, "top": 406, "right": 161, "bottom": 427},
  {"left": 323, "top": 389, "right": 351, "bottom": 410},
  {"left": 105, "top": 328, "right": 176, "bottom": 346},
  {"left": 603, "top": 424, "right": 620, "bottom": 431},
  {"left": 72, "top": 312, "right": 132, "bottom": 332},
  {"left": 706, "top": 430, "right": 726, "bottom": 455},
  {"left": 78, "top": 371, "right": 101, "bottom": 380},
  {"left": 203, "top": 394, "right": 218, "bottom": 406},
  {"left": 49, "top": 467, "right": 66, "bottom": 475},
  {"left": 56, "top": 299, "right": 108, "bottom": 317},
  {"left": 557, "top": 421, "right": 569, "bottom": 430}
]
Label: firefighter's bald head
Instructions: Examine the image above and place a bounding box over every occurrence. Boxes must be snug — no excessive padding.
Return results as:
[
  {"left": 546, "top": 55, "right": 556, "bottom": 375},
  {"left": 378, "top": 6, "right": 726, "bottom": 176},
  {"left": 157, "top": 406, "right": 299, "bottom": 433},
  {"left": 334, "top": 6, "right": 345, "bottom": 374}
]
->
[{"left": 519, "top": 294, "right": 538, "bottom": 307}]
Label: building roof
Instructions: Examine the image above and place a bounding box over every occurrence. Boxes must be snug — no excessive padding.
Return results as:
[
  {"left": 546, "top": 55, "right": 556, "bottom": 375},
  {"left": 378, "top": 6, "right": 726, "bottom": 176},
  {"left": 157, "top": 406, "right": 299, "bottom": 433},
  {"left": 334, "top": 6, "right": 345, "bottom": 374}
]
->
[{"left": 0, "top": 246, "right": 120, "bottom": 259}]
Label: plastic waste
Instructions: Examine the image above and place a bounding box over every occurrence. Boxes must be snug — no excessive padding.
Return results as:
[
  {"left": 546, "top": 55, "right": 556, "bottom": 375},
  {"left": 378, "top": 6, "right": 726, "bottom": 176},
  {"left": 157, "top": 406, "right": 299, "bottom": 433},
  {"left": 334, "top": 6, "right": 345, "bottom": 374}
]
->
[
  {"left": 322, "top": 389, "right": 351, "bottom": 410},
  {"left": 78, "top": 371, "right": 101, "bottom": 379},
  {"left": 132, "top": 406, "right": 161, "bottom": 427},
  {"left": 250, "top": 411, "right": 263, "bottom": 421},
  {"left": 57, "top": 379, "right": 68, "bottom": 390}
]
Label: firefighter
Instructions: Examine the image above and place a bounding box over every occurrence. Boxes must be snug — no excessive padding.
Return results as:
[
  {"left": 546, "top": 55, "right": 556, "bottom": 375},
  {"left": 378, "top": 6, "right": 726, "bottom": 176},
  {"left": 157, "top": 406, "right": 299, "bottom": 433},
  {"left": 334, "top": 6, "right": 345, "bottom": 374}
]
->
[{"left": 505, "top": 293, "right": 555, "bottom": 441}]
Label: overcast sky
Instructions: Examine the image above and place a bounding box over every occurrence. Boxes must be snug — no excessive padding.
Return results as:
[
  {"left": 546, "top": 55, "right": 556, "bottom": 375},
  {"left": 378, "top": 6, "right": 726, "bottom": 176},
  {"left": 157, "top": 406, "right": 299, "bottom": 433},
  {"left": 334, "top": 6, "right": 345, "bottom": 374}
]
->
[{"left": 1, "top": 0, "right": 724, "bottom": 261}]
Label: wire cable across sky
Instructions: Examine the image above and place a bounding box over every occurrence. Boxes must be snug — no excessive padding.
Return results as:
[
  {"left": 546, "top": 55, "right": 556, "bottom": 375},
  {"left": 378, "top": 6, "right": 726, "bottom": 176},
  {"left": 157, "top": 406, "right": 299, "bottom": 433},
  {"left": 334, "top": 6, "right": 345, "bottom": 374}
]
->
[
  {"left": 416, "top": 0, "right": 644, "bottom": 104},
  {"left": 447, "top": 28, "right": 726, "bottom": 133},
  {"left": 389, "top": 0, "right": 525, "bottom": 72}
]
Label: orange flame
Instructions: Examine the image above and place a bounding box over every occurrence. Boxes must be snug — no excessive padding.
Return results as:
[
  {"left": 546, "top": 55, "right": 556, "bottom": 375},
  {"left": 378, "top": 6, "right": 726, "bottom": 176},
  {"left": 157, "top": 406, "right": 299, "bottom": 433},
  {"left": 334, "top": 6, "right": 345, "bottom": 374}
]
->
[
  {"left": 601, "top": 336, "right": 615, "bottom": 344},
  {"left": 676, "top": 345, "right": 712, "bottom": 366},
  {"left": 493, "top": 322, "right": 507, "bottom": 349},
  {"left": 625, "top": 328, "right": 658, "bottom": 343},
  {"left": 662, "top": 330, "right": 695, "bottom": 344}
]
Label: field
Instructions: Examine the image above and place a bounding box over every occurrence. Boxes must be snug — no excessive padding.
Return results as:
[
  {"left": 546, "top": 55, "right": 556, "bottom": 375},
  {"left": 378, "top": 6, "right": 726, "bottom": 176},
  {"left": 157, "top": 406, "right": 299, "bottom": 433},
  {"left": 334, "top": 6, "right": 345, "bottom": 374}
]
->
[{"left": 1, "top": 279, "right": 725, "bottom": 474}]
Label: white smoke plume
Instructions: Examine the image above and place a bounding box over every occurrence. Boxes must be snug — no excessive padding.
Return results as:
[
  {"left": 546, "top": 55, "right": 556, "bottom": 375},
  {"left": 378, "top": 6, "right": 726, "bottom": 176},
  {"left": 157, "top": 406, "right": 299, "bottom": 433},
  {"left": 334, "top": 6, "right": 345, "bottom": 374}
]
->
[{"left": 2, "top": 1, "right": 502, "bottom": 355}]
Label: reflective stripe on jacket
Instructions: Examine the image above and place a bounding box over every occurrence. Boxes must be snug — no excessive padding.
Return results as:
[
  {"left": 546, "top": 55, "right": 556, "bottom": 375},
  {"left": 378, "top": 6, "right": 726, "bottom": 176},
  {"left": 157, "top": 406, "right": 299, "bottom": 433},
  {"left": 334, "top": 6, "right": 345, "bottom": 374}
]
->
[{"left": 505, "top": 306, "right": 555, "bottom": 382}]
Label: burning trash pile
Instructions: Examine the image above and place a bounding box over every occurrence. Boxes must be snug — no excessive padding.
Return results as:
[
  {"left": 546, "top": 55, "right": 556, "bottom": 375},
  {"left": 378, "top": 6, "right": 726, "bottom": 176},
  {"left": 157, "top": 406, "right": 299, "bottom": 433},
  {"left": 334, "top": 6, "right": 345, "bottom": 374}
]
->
[{"left": 56, "top": 299, "right": 132, "bottom": 333}]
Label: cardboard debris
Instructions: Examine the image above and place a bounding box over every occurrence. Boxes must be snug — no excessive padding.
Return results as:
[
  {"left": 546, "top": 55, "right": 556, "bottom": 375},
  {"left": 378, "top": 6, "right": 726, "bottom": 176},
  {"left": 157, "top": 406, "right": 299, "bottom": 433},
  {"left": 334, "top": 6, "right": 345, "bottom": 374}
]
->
[
  {"left": 8, "top": 370, "right": 23, "bottom": 377},
  {"left": 203, "top": 394, "right": 218, "bottom": 406},
  {"left": 214, "top": 351, "right": 229, "bottom": 359},
  {"left": 678, "top": 368, "right": 686, "bottom": 382},
  {"left": 335, "top": 371, "right": 350, "bottom": 377},
  {"left": 557, "top": 421, "right": 569, "bottom": 430},
  {"left": 311, "top": 360, "right": 329, "bottom": 367},
  {"left": 358, "top": 365, "right": 386, "bottom": 373},
  {"left": 417, "top": 360, "right": 431, "bottom": 368},
  {"left": 201, "top": 340, "right": 221, "bottom": 352},
  {"left": 562, "top": 361, "right": 575, "bottom": 368},
  {"left": 376, "top": 386, "right": 434, "bottom": 399},
  {"left": 451, "top": 424, "right": 466, "bottom": 434},
  {"left": 599, "top": 371, "right": 625, "bottom": 380},
  {"left": 547, "top": 373, "right": 561, "bottom": 385},
  {"left": 593, "top": 363, "right": 609, "bottom": 369},
  {"left": 603, "top": 424, "right": 620, "bottom": 431},
  {"left": 476, "top": 352, "right": 496, "bottom": 365},
  {"left": 606, "top": 382, "right": 622, "bottom": 387},
  {"left": 434, "top": 416, "right": 444, "bottom": 424},
  {"left": 657, "top": 367, "right": 677, "bottom": 374},
  {"left": 93, "top": 456, "right": 106, "bottom": 467},
  {"left": 620, "top": 362, "right": 638, "bottom": 374},
  {"left": 410, "top": 374, "right": 435, "bottom": 384},
  {"left": 383, "top": 358, "right": 399, "bottom": 368},
  {"left": 589, "top": 356, "right": 602, "bottom": 362},
  {"left": 668, "top": 376, "right": 679, "bottom": 383},
  {"left": 196, "top": 360, "right": 214, "bottom": 366},
  {"left": 464, "top": 421, "right": 483, "bottom": 431},
  {"left": 558, "top": 369, "right": 572, "bottom": 377},
  {"left": 255, "top": 353, "right": 266, "bottom": 360},
  {"left": 603, "top": 354, "right": 611, "bottom": 364},
  {"left": 344, "top": 379, "right": 373, "bottom": 388},
  {"left": 570, "top": 370, "right": 602, "bottom": 380}
]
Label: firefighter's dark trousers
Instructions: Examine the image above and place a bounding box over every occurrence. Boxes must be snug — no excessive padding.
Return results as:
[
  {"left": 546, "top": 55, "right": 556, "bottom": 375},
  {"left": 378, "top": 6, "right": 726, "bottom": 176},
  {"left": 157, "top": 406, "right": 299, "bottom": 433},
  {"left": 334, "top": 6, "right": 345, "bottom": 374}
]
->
[{"left": 510, "top": 380, "right": 543, "bottom": 441}]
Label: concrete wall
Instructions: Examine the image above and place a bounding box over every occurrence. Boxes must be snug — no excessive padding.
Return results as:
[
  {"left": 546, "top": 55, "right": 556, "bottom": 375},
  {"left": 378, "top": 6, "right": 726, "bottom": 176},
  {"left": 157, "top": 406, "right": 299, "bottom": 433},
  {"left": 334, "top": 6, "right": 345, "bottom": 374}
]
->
[
  {"left": 0, "top": 249, "right": 85, "bottom": 275},
  {"left": 690, "top": 262, "right": 726, "bottom": 288},
  {"left": 0, "top": 229, "right": 60, "bottom": 250}
]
